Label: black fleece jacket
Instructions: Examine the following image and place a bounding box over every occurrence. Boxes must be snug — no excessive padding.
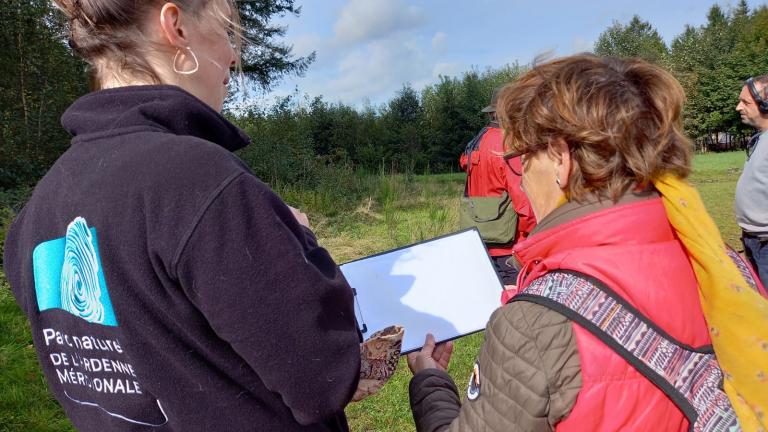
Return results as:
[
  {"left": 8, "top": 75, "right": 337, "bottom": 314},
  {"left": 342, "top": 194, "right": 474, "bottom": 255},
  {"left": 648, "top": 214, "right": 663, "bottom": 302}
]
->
[{"left": 3, "top": 85, "right": 361, "bottom": 431}]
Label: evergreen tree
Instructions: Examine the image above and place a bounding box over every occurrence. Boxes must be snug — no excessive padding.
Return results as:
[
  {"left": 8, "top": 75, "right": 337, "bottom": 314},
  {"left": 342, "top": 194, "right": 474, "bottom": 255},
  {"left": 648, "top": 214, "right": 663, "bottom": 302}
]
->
[
  {"left": 382, "top": 84, "right": 424, "bottom": 171},
  {"left": 236, "top": 0, "right": 315, "bottom": 90}
]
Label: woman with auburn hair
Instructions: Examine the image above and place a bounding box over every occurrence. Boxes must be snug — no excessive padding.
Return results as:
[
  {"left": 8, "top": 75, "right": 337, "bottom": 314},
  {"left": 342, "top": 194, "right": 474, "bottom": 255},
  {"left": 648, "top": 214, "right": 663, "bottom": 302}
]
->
[
  {"left": 408, "top": 54, "right": 768, "bottom": 431},
  {"left": 2, "top": 0, "right": 385, "bottom": 430}
]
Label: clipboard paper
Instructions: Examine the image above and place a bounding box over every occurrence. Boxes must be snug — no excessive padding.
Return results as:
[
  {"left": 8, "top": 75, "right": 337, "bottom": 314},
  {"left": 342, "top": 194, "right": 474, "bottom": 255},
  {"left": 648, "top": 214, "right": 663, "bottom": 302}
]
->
[{"left": 340, "top": 228, "right": 504, "bottom": 354}]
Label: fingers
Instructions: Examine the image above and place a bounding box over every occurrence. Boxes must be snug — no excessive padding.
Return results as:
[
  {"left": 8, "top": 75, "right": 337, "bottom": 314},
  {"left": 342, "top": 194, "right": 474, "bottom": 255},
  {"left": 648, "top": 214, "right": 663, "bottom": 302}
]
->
[
  {"left": 406, "top": 334, "right": 438, "bottom": 375},
  {"left": 433, "top": 341, "right": 454, "bottom": 371},
  {"left": 421, "top": 333, "right": 436, "bottom": 357},
  {"left": 435, "top": 341, "right": 453, "bottom": 359},
  {"left": 407, "top": 351, "right": 432, "bottom": 374},
  {"left": 441, "top": 341, "right": 454, "bottom": 368},
  {"left": 406, "top": 352, "right": 419, "bottom": 372}
]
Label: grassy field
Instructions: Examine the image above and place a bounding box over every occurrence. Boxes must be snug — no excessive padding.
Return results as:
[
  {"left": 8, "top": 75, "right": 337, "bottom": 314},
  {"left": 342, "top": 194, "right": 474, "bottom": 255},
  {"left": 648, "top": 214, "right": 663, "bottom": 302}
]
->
[{"left": 0, "top": 151, "right": 746, "bottom": 431}]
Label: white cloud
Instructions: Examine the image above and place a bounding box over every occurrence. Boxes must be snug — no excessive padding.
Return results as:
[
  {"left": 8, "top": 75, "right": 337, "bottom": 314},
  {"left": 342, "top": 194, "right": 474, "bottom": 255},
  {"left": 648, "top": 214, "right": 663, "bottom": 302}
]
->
[
  {"left": 258, "top": 1, "right": 467, "bottom": 106},
  {"left": 431, "top": 32, "right": 447, "bottom": 49},
  {"left": 273, "top": 1, "right": 446, "bottom": 106},
  {"left": 321, "top": 37, "right": 430, "bottom": 104},
  {"left": 333, "top": 0, "right": 426, "bottom": 45}
]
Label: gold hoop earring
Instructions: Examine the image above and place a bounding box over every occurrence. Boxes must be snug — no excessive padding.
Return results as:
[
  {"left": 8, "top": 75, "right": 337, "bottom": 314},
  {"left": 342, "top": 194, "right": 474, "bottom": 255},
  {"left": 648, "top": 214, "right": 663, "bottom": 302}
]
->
[{"left": 173, "top": 46, "right": 199, "bottom": 75}]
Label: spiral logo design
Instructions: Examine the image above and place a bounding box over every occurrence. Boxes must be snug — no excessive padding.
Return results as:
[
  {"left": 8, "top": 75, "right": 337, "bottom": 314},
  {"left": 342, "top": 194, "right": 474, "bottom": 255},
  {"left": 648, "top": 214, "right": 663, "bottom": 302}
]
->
[{"left": 60, "top": 217, "right": 105, "bottom": 324}]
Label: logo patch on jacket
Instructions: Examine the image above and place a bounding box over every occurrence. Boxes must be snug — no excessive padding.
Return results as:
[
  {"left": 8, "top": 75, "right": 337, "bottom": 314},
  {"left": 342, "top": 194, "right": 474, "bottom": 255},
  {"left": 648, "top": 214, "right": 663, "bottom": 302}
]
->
[
  {"left": 466, "top": 362, "right": 481, "bottom": 400},
  {"left": 31, "top": 217, "right": 168, "bottom": 425},
  {"left": 33, "top": 217, "right": 117, "bottom": 326}
]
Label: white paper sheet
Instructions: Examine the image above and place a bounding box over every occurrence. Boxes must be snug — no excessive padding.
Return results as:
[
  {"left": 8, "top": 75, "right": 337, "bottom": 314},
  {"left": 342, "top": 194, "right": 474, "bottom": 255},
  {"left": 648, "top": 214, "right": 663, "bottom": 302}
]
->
[{"left": 340, "top": 228, "right": 504, "bottom": 354}]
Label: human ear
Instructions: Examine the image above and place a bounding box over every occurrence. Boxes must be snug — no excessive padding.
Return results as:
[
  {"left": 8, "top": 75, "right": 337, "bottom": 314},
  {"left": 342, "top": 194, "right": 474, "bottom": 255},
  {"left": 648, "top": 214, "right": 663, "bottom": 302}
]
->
[
  {"left": 550, "top": 137, "right": 571, "bottom": 189},
  {"left": 159, "top": 2, "right": 189, "bottom": 49}
]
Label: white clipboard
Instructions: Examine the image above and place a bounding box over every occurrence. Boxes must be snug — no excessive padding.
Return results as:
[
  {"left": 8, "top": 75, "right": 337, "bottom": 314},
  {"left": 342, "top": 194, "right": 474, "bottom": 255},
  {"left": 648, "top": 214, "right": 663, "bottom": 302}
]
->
[{"left": 340, "top": 228, "right": 504, "bottom": 354}]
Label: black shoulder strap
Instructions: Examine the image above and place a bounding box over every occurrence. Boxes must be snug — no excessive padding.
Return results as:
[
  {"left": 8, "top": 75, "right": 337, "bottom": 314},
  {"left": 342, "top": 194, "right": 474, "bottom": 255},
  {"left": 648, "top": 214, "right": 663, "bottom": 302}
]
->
[
  {"left": 463, "top": 126, "right": 489, "bottom": 156},
  {"left": 463, "top": 126, "right": 490, "bottom": 196}
]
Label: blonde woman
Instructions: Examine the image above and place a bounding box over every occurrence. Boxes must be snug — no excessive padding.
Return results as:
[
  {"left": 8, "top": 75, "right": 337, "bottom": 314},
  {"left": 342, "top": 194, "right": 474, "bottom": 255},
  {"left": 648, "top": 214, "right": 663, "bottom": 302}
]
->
[{"left": 3, "top": 1, "right": 363, "bottom": 430}]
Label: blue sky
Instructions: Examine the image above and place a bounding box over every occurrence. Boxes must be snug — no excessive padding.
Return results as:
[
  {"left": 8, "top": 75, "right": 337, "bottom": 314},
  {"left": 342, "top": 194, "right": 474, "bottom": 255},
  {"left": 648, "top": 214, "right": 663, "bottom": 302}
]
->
[{"left": 252, "top": 0, "right": 764, "bottom": 108}]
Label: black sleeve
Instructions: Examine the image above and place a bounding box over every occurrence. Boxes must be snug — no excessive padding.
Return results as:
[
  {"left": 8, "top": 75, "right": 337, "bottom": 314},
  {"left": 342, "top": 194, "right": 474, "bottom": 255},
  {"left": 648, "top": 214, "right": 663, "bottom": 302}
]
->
[
  {"left": 174, "top": 172, "right": 360, "bottom": 425},
  {"left": 409, "top": 369, "right": 461, "bottom": 432}
]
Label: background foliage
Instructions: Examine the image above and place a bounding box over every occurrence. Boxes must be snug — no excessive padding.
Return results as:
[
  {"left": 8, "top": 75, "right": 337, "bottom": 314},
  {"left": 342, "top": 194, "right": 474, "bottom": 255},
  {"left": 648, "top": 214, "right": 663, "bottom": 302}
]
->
[
  {"left": 594, "top": 1, "right": 768, "bottom": 149},
  {"left": 2, "top": 1, "right": 768, "bottom": 193},
  {"left": 0, "top": 0, "right": 87, "bottom": 190}
]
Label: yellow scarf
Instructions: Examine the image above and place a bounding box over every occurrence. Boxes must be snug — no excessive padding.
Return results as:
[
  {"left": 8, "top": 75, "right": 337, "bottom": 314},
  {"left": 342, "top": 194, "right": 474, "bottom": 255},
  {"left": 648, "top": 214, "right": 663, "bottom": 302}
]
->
[{"left": 653, "top": 174, "right": 768, "bottom": 431}]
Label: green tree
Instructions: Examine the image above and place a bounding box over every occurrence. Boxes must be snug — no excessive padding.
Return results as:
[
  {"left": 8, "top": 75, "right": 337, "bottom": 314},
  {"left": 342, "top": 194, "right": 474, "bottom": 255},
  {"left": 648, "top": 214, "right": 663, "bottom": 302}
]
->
[
  {"left": 0, "top": 0, "right": 87, "bottom": 189},
  {"left": 677, "top": 3, "right": 765, "bottom": 147},
  {"left": 727, "top": 5, "right": 768, "bottom": 141},
  {"left": 236, "top": 0, "right": 316, "bottom": 91},
  {"left": 418, "top": 65, "right": 525, "bottom": 172},
  {"left": 353, "top": 104, "right": 387, "bottom": 171},
  {"left": 421, "top": 76, "right": 471, "bottom": 171},
  {"left": 234, "top": 94, "right": 317, "bottom": 185},
  {"left": 594, "top": 15, "right": 669, "bottom": 64},
  {"left": 381, "top": 84, "right": 424, "bottom": 171},
  {"left": 730, "top": 5, "right": 768, "bottom": 81}
]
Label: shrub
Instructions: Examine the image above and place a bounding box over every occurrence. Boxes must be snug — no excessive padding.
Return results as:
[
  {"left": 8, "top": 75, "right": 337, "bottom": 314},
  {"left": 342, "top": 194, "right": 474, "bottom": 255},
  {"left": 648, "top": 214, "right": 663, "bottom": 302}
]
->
[{"left": 0, "top": 187, "right": 32, "bottom": 267}]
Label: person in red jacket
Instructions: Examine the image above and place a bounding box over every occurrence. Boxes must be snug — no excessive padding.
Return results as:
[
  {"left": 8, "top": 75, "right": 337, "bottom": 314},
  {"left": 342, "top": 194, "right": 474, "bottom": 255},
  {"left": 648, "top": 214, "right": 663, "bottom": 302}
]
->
[
  {"left": 407, "top": 55, "right": 764, "bottom": 431},
  {"left": 459, "top": 91, "right": 535, "bottom": 284}
]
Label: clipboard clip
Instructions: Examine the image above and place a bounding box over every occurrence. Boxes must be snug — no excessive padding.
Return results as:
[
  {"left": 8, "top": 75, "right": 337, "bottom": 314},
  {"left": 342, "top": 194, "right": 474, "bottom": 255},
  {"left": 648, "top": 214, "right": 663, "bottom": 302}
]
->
[{"left": 351, "top": 288, "right": 367, "bottom": 334}]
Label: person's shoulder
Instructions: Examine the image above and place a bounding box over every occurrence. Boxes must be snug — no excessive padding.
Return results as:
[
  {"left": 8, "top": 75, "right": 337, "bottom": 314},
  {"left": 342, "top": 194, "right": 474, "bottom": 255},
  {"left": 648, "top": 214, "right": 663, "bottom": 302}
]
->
[
  {"left": 490, "top": 300, "right": 572, "bottom": 339},
  {"left": 487, "top": 298, "right": 581, "bottom": 398},
  {"left": 751, "top": 129, "right": 768, "bottom": 146},
  {"left": 478, "top": 126, "right": 504, "bottom": 150},
  {"left": 101, "top": 130, "right": 257, "bottom": 210},
  {"left": 149, "top": 132, "right": 248, "bottom": 170},
  {"left": 120, "top": 131, "right": 253, "bottom": 189},
  {"left": 484, "top": 126, "right": 503, "bottom": 138},
  {"left": 483, "top": 300, "right": 577, "bottom": 372}
]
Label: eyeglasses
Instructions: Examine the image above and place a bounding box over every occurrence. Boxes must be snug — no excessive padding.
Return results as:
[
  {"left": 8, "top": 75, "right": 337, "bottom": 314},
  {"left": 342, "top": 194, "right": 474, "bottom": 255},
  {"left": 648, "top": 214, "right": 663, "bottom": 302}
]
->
[{"left": 503, "top": 149, "right": 528, "bottom": 176}]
